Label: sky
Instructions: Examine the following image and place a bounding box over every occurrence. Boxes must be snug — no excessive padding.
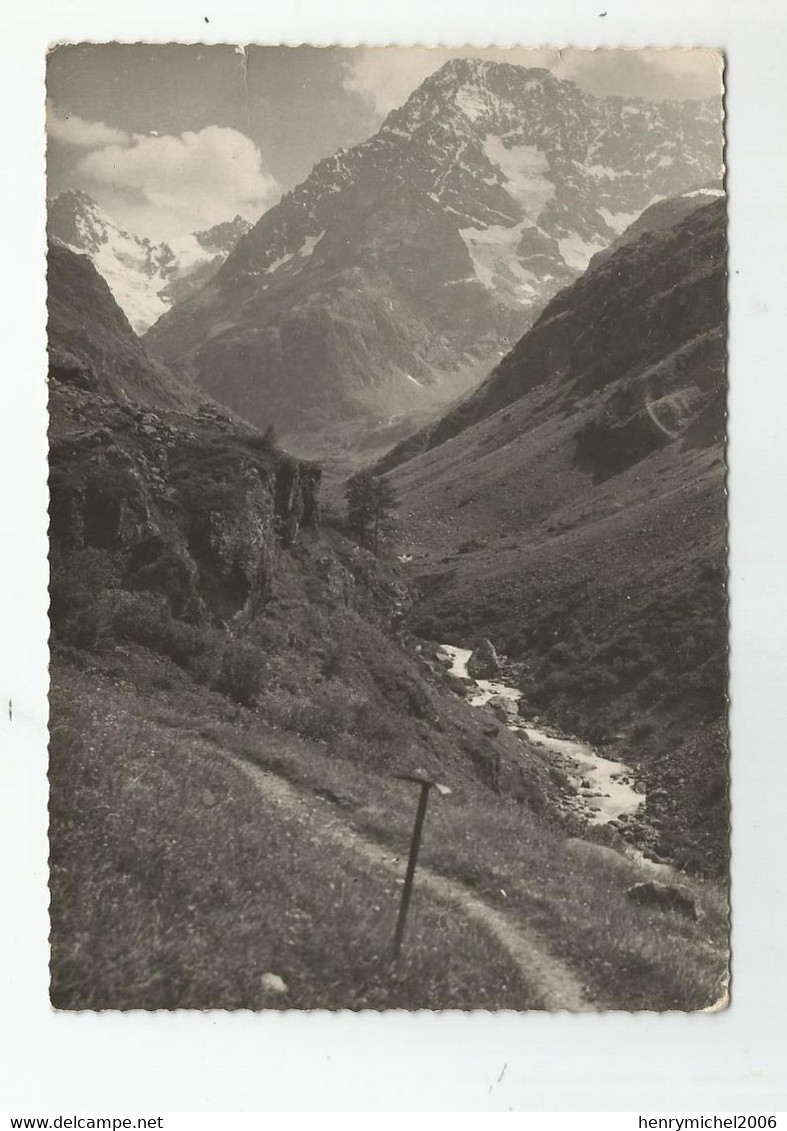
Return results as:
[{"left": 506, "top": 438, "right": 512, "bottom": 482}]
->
[{"left": 46, "top": 44, "right": 724, "bottom": 241}]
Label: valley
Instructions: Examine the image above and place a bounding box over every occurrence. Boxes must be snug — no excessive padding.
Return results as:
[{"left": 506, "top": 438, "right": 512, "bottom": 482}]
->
[
  {"left": 384, "top": 198, "right": 728, "bottom": 876},
  {"left": 46, "top": 229, "right": 728, "bottom": 1009},
  {"left": 45, "top": 50, "right": 728, "bottom": 1013}
]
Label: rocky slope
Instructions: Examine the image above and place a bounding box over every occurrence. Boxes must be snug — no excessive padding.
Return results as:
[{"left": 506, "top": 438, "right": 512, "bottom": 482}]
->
[
  {"left": 143, "top": 58, "right": 722, "bottom": 457},
  {"left": 47, "top": 239, "right": 204, "bottom": 411},
  {"left": 47, "top": 191, "right": 251, "bottom": 333},
  {"left": 379, "top": 195, "right": 726, "bottom": 469},
  {"left": 587, "top": 185, "right": 724, "bottom": 270},
  {"left": 384, "top": 197, "right": 728, "bottom": 873},
  {"left": 49, "top": 236, "right": 321, "bottom": 633},
  {"left": 49, "top": 386, "right": 322, "bottom": 623}
]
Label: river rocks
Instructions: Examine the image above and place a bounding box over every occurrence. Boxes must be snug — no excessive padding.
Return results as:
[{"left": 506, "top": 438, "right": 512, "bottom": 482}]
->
[
  {"left": 485, "top": 694, "right": 519, "bottom": 721},
  {"left": 625, "top": 880, "right": 700, "bottom": 920},
  {"left": 467, "top": 639, "right": 501, "bottom": 679}
]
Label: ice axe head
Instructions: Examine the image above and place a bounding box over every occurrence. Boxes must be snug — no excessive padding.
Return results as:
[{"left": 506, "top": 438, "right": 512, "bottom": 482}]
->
[{"left": 393, "top": 769, "right": 451, "bottom": 797}]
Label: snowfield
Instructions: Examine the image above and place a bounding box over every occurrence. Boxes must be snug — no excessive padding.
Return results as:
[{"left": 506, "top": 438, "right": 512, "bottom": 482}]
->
[{"left": 48, "top": 191, "right": 251, "bottom": 333}]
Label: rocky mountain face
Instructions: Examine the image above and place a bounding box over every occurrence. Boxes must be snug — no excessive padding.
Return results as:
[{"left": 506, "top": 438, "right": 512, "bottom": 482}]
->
[
  {"left": 385, "top": 197, "right": 728, "bottom": 873},
  {"left": 47, "top": 239, "right": 205, "bottom": 411},
  {"left": 49, "top": 387, "right": 322, "bottom": 628},
  {"left": 47, "top": 191, "right": 251, "bottom": 333},
  {"left": 143, "top": 58, "right": 723, "bottom": 457},
  {"left": 378, "top": 193, "right": 726, "bottom": 469}
]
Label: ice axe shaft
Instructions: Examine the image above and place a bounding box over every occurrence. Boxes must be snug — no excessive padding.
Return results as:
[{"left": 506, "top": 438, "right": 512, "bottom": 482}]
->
[{"left": 392, "top": 772, "right": 450, "bottom": 961}]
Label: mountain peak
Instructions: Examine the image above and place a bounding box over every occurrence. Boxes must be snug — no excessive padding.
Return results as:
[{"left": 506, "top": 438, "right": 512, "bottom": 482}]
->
[
  {"left": 372, "top": 58, "right": 598, "bottom": 151},
  {"left": 144, "top": 62, "right": 722, "bottom": 458},
  {"left": 194, "top": 214, "right": 253, "bottom": 250},
  {"left": 54, "top": 188, "right": 97, "bottom": 207},
  {"left": 426, "top": 56, "right": 497, "bottom": 84},
  {"left": 425, "top": 56, "right": 554, "bottom": 89}
]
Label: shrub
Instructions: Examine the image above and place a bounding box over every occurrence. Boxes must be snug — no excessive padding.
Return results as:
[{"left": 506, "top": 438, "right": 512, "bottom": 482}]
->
[
  {"left": 321, "top": 638, "right": 350, "bottom": 679},
  {"left": 126, "top": 547, "right": 201, "bottom": 619},
  {"left": 632, "top": 721, "right": 655, "bottom": 741},
  {"left": 109, "top": 591, "right": 221, "bottom": 683},
  {"left": 215, "top": 641, "right": 267, "bottom": 707},
  {"left": 547, "top": 641, "right": 574, "bottom": 668},
  {"left": 412, "top": 615, "right": 443, "bottom": 642},
  {"left": 298, "top": 684, "right": 371, "bottom": 742},
  {"left": 50, "top": 549, "right": 122, "bottom": 639},
  {"left": 60, "top": 603, "right": 112, "bottom": 651}
]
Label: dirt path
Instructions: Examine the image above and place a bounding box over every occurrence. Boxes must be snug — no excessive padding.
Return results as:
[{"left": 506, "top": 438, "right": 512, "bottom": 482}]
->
[{"left": 226, "top": 752, "right": 593, "bottom": 1012}]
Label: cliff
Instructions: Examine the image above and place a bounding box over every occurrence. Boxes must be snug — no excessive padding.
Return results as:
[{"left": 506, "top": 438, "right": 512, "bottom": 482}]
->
[{"left": 49, "top": 387, "right": 322, "bottom": 627}]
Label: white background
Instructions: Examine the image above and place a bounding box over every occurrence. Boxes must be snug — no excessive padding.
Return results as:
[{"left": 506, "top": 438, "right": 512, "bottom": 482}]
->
[{"left": 1, "top": 0, "right": 786, "bottom": 1114}]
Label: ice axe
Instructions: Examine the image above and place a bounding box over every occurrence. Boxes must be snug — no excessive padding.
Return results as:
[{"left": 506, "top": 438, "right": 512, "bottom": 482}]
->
[{"left": 392, "top": 770, "right": 451, "bottom": 961}]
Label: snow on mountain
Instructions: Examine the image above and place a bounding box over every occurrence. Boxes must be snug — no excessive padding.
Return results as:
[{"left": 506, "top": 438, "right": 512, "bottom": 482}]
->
[
  {"left": 144, "top": 58, "right": 723, "bottom": 456},
  {"left": 46, "top": 191, "right": 251, "bottom": 334}
]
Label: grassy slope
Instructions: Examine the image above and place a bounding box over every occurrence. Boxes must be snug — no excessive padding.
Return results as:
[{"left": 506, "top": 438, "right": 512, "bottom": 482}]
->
[
  {"left": 50, "top": 634, "right": 729, "bottom": 1011},
  {"left": 389, "top": 379, "right": 726, "bottom": 872},
  {"left": 389, "top": 378, "right": 725, "bottom": 712},
  {"left": 50, "top": 664, "right": 537, "bottom": 1011},
  {"left": 384, "top": 203, "right": 728, "bottom": 877}
]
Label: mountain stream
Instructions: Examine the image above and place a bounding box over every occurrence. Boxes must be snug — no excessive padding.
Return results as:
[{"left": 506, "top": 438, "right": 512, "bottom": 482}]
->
[{"left": 439, "top": 644, "right": 645, "bottom": 826}]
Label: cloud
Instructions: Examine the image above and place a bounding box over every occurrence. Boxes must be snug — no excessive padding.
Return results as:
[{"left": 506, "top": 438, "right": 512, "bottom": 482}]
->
[
  {"left": 47, "top": 103, "right": 132, "bottom": 149},
  {"left": 71, "top": 125, "right": 280, "bottom": 239},
  {"left": 342, "top": 48, "right": 455, "bottom": 116},
  {"left": 342, "top": 46, "right": 722, "bottom": 118},
  {"left": 559, "top": 49, "right": 724, "bottom": 102}
]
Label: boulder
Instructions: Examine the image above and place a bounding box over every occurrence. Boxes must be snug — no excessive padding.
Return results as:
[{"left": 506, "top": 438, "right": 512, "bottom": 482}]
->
[
  {"left": 467, "top": 639, "right": 501, "bottom": 679},
  {"left": 260, "top": 972, "right": 289, "bottom": 995},
  {"left": 486, "top": 694, "right": 519, "bottom": 721},
  {"left": 625, "top": 880, "right": 700, "bottom": 920},
  {"left": 49, "top": 350, "right": 100, "bottom": 392},
  {"left": 444, "top": 673, "right": 472, "bottom": 696}
]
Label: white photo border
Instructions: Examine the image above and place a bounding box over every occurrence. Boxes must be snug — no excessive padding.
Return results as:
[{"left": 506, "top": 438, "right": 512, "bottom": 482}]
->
[{"left": 2, "top": 0, "right": 786, "bottom": 1113}]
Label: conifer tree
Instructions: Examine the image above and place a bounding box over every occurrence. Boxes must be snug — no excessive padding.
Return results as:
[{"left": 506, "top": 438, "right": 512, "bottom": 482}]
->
[{"left": 345, "top": 472, "right": 398, "bottom": 552}]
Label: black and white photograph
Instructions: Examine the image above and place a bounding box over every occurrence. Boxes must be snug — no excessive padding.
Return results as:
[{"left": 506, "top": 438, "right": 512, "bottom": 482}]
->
[{"left": 46, "top": 44, "right": 728, "bottom": 1012}]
